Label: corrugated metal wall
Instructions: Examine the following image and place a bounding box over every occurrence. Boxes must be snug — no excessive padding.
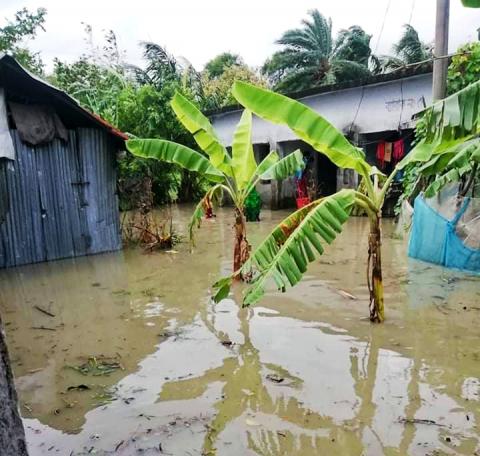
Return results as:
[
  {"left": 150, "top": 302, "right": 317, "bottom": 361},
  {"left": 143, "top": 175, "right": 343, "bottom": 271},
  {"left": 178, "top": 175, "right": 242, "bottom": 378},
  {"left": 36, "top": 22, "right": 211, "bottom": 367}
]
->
[{"left": 0, "top": 128, "right": 121, "bottom": 268}]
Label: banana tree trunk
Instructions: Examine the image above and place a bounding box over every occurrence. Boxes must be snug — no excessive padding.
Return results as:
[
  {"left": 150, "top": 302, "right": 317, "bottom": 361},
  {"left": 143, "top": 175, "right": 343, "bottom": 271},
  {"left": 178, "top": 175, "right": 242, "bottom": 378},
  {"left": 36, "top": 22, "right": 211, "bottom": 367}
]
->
[
  {"left": 367, "top": 214, "right": 385, "bottom": 322},
  {"left": 233, "top": 208, "right": 250, "bottom": 279}
]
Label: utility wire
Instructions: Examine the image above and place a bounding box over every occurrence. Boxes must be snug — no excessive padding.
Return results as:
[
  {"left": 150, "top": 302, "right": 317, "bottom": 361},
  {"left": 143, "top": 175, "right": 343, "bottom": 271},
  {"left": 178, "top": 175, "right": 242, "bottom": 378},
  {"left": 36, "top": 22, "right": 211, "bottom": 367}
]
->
[
  {"left": 351, "top": 0, "right": 392, "bottom": 136},
  {"left": 374, "top": 0, "right": 393, "bottom": 54}
]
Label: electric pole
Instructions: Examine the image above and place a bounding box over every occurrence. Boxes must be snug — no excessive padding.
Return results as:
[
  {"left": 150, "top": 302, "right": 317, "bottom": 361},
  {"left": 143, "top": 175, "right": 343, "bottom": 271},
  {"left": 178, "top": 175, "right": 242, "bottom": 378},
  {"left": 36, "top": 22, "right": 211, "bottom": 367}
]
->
[{"left": 432, "top": 0, "right": 450, "bottom": 100}]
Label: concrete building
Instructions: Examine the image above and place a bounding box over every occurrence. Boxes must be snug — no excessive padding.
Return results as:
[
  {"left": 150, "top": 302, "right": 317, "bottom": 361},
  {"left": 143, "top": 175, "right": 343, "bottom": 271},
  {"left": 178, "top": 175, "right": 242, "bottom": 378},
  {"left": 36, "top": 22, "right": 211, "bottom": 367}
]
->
[{"left": 209, "top": 65, "right": 433, "bottom": 211}]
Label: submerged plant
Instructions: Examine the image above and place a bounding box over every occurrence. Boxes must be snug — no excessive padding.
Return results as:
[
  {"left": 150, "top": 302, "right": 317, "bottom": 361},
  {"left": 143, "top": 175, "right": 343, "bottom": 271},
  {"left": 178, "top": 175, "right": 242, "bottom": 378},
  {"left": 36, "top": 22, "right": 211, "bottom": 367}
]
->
[
  {"left": 213, "top": 81, "right": 463, "bottom": 322},
  {"left": 126, "top": 92, "right": 304, "bottom": 275}
]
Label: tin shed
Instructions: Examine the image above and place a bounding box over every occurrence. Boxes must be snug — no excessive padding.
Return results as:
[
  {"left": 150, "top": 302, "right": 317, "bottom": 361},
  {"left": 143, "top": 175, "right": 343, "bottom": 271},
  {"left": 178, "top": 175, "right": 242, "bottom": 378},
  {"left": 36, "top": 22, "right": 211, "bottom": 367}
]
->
[{"left": 0, "top": 54, "right": 127, "bottom": 268}]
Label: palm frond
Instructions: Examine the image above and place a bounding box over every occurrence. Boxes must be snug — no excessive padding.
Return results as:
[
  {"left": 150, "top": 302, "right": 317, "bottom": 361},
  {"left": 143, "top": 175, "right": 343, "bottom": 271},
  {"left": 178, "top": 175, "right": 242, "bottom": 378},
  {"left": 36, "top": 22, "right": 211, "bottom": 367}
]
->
[{"left": 394, "top": 24, "right": 431, "bottom": 65}]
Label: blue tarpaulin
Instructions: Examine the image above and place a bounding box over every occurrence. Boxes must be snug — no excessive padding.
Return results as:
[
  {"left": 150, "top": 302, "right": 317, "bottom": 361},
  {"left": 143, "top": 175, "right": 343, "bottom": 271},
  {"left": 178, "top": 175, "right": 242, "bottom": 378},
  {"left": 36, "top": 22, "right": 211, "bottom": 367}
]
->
[{"left": 408, "top": 195, "right": 480, "bottom": 273}]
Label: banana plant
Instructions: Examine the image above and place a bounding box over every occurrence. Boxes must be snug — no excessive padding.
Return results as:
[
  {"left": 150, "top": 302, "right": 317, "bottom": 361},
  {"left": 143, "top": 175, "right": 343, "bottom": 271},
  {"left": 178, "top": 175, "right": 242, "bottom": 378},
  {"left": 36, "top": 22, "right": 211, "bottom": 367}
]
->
[
  {"left": 405, "top": 78, "right": 480, "bottom": 200},
  {"left": 213, "top": 82, "right": 440, "bottom": 322},
  {"left": 126, "top": 92, "right": 305, "bottom": 276}
]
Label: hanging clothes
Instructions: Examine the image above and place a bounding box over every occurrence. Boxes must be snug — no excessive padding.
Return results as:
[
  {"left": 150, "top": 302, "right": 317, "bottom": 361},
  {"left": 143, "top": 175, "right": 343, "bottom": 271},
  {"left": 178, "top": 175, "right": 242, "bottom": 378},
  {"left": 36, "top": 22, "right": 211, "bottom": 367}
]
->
[
  {"left": 9, "top": 103, "right": 68, "bottom": 145},
  {"left": 393, "top": 139, "right": 405, "bottom": 162},
  {"left": 384, "top": 142, "right": 393, "bottom": 163},
  {"left": 376, "top": 141, "right": 385, "bottom": 169}
]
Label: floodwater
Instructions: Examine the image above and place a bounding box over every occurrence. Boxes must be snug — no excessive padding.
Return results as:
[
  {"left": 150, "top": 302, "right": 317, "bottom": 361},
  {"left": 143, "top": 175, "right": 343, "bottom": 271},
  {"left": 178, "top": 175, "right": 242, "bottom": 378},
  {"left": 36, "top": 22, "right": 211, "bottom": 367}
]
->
[{"left": 0, "top": 205, "right": 479, "bottom": 456}]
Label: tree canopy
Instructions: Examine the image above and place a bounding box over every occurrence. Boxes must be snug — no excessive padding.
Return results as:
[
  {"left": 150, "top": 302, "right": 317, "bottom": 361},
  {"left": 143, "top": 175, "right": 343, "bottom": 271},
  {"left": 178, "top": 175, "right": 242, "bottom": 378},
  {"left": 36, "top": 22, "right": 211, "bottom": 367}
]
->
[
  {"left": 204, "top": 52, "right": 242, "bottom": 78},
  {"left": 0, "top": 7, "right": 46, "bottom": 74},
  {"left": 261, "top": 10, "right": 372, "bottom": 93}
]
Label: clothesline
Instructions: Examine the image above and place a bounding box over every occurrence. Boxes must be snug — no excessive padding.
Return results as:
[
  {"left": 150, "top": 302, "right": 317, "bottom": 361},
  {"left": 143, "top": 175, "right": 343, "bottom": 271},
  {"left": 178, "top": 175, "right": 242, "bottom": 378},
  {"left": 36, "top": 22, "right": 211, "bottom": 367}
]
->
[{"left": 358, "top": 130, "right": 415, "bottom": 147}]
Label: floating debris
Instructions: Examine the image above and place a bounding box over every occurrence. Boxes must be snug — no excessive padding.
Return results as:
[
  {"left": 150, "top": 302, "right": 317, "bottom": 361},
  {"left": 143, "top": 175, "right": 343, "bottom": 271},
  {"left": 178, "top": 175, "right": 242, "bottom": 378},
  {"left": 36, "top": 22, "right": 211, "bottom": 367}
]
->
[
  {"left": 399, "top": 417, "right": 445, "bottom": 427},
  {"left": 66, "top": 356, "right": 123, "bottom": 376},
  {"left": 34, "top": 305, "right": 56, "bottom": 317},
  {"left": 67, "top": 384, "right": 91, "bottom": 392},
  {"left": 266, "top": 373, "right": 284, "bottom": 384},
  {"left": 31, "top": 325, "right": 56, "bottom": 331},
  {"left": 336, "top": 289, "right": 357, "bottom": 300}
]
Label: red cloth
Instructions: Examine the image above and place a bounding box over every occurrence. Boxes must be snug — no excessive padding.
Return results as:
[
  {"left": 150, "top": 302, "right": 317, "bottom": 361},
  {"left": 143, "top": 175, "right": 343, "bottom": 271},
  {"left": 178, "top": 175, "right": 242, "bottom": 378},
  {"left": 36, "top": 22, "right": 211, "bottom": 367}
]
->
[
  {"left": 393, "top": 139, "right": 405, "bottom": 161},
  {"left": 295, "top": 175, "right": 308, "bottom": 199},
  {"left": 376, "top": 142, "right": 385, "bottom": 169}
]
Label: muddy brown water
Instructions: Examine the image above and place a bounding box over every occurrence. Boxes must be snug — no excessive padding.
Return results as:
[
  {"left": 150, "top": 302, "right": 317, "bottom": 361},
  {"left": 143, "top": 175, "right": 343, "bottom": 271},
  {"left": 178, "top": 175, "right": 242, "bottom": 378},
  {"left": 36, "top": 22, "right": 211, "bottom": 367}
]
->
[{"left": 0, "top": 205, "right": 479, "bottom": 455}]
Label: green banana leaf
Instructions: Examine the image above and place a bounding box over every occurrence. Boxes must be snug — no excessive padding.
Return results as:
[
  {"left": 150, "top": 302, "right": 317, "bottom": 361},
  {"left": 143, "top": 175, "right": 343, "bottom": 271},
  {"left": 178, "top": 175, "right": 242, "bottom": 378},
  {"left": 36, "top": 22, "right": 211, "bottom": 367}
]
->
[
  {"left": 397, "top": 141, "right": 438, "bottom": 170},
  {"left": 418, "top": 152, "right": 457, "bottom": 176},
  {"left": 422, "top": 139, "right": 480, "bottom": 197},
  {"left": 259, "top": 149, "right": 305, "bottom": 180},
  {"left": 188, "top": 183, "right": 227, "bottom": 245},
  {"left": 399, "top": 81, "right": 480, "bottom": 170},
  {"left": 232, "top": 81, "right": 371, "bottom": 178},
  {"left": 425, "top": 80, "right": 480, "bottom": 143},
  {"left": 126, "top": 139, "right": 225, "bottom": 183},
  {"left": 171, "top": 92, "right": 233, "bottom": 176},
  {"left": 424, "top": 165, "right": 472, "bottom": 197},
  {"left": 253, "top": 150, "right": 279, "bottom": 176},
  {"left": 231, "top": 110, "right": 257, "bottom": 190},
  {"left": 213, "top": 189, "right": 356, "bottom": 306}
]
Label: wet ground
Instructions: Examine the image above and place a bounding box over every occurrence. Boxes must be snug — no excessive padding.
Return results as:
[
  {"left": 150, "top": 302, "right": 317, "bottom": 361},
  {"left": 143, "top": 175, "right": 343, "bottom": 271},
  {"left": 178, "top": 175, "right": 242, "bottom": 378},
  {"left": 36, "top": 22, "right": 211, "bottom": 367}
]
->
[{"left": 0, "top": 204, "right": 479, "bottom": 456}]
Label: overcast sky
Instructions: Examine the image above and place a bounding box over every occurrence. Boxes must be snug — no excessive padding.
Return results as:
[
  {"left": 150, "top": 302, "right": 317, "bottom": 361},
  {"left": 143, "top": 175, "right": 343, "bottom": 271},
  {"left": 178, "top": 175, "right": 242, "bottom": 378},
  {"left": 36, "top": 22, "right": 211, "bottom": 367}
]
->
[{"left": 2, "top": 0, "right": 480, "bottom": 72}]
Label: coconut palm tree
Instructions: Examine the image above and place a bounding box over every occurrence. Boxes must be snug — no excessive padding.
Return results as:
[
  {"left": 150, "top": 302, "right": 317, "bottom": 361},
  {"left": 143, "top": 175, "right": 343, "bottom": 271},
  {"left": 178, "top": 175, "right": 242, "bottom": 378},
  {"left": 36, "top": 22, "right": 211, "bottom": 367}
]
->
[
  {"left": 378, "top": 24, "right": 432, "bottom": 72},
  {"left": 261, "top": 9, "right": 372, "bottom": 92},
  {"left": 126, "top": 92, "right": 304, "bottom": 277}
]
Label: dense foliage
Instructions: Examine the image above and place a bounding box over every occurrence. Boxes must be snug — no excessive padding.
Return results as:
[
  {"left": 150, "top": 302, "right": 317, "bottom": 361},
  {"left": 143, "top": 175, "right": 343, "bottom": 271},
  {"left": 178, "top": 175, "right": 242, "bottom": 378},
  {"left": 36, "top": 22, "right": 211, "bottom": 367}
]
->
[
  {"left": 204, "top": 52, "right": 242, "bottom": 78},
  {"left": 447, "top": 42, "right": 480, "bottom": 94}
]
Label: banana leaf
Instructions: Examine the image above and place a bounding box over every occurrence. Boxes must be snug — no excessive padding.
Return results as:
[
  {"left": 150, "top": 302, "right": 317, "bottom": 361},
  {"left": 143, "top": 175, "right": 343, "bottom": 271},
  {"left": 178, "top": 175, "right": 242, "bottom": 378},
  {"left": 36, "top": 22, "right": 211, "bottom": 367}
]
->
[
  {"left": 259, "top": 149, "right": 305, "bottom": 180},
  {"left": 424, "top": 166, "right": 472, "bottom": 197},
  {"left": 254, "top": 150, "right": 280, "bottom": 176},
  {"left": 213, "top": 189, "right": 356, "bottom": 306},
  {"left": 171, "top": 92, "right": 233, "bottom": 176},
  {"left": 232, "top": 81, "right": 371, "bottom": 178},
  {"left": 126, "top": 139, "right": 224, "bottom": 183},
  {"left": 231, "top": 110, "right": 257, "bottom": 190},
  {"left": 188, "top": 184, "right": 227, "bottom": 245}
]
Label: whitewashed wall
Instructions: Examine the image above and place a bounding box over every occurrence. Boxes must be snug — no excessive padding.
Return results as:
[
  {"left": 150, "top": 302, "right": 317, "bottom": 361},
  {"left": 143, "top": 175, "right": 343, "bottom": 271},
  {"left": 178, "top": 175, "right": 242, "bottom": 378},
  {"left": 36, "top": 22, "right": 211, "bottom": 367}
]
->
[{"left": 210, "top": 73, "right": 432, "bottom": 147}]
